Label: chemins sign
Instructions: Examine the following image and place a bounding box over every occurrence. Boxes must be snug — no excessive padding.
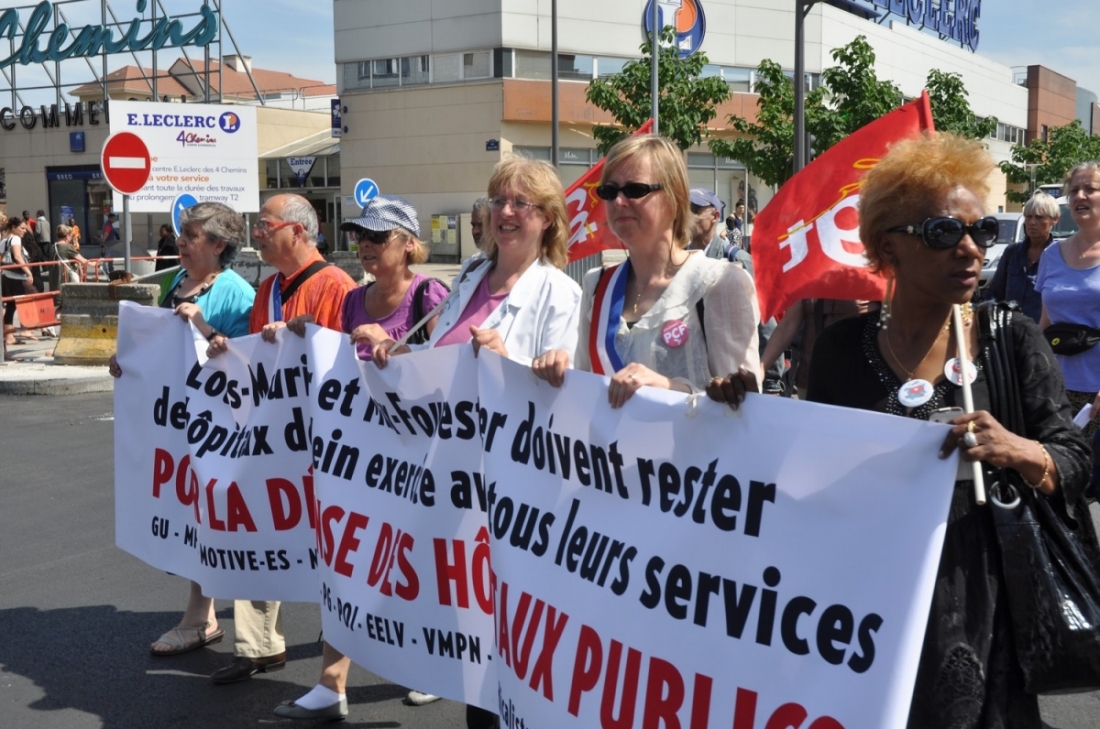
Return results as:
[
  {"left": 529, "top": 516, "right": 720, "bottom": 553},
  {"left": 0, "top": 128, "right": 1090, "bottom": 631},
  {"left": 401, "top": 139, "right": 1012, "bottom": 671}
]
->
[{"left": 0, "top": 0, "right": 218, "bottom": 70}]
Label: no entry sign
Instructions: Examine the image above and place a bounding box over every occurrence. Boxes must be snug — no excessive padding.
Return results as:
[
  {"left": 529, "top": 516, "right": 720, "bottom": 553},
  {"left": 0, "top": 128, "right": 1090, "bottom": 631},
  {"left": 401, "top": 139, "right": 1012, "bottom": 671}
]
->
[{"left": 101, "top": 132, "right": 152, "bottom": 195}]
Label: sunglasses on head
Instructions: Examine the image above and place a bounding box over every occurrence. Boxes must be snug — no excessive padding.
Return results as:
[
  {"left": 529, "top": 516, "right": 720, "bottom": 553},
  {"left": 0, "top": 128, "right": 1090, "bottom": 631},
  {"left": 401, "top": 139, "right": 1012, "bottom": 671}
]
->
[
  {"left": 595, "top": 182, "right": 662, "bottom": 201},
  {"left": 885, "top": 216, "right": 999, "bottom": 250}
]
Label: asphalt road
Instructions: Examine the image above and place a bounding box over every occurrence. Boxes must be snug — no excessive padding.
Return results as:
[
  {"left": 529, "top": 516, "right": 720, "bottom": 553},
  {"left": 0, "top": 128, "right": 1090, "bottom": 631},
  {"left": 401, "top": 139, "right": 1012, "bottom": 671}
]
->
[
  {"left": 3, "top": 393, "right": 1100, "bottom": 728},
  {"left": 0, "top": 393, "right": 464, "bottom": 729}
]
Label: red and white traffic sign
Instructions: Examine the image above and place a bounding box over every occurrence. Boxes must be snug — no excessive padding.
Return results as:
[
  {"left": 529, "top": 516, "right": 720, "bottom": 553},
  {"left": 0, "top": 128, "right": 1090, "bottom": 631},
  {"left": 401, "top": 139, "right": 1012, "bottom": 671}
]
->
[{"left": 101, "top": 131, "right": 151, "bottom": 195}]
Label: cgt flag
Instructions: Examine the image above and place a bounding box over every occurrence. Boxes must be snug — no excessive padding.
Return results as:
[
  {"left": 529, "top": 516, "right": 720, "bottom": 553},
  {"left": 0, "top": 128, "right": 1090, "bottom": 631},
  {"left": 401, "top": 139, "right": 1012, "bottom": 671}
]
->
[
  {"left": 565, "top": 119, "right": 654, "bottom": 262},
  {"left": 751, "top": 93, "right": 935, "bottom": 321}
]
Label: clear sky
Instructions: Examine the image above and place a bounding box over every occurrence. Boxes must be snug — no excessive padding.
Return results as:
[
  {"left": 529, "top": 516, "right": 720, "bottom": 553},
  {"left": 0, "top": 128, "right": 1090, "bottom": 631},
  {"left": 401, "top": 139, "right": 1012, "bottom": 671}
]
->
[
  {"left": 976, "top": 0, "right": 1100, "bottom": 97},
  {"left": 0, "top": 1, "right": 1095, "bottom": 112}
]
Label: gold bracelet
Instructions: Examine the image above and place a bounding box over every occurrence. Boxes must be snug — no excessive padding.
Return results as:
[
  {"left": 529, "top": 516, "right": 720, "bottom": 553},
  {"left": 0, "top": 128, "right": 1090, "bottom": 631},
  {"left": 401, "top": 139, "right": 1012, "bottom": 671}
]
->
[{"left": 1021, "top": 441, "right": 1050, "bottom": 490}]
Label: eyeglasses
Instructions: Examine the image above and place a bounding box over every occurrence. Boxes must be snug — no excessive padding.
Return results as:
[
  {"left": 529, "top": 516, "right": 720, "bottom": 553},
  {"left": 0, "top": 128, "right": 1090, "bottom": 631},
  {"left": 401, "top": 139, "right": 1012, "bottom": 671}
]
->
[
  {"left": 595, "top": 182, "right": 662, "bottom": 201},
  {"left": 885, "top": 216, "right": 999, "bottom": 250},
  {"left": 490, "top": 197, "right": 540, "bottom": 213},
  {"left": 348, "top": 228, "right": 391, "bottom": 245},
  {"left": 252, "top": 219, "right": 297, "bottom": 236}
]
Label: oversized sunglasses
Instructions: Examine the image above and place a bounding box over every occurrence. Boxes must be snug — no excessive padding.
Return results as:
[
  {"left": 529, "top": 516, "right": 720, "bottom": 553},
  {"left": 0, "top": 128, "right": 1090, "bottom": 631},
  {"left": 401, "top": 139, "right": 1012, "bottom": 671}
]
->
[
  {"left": 885, "top": 216, "right": 999, "bottom": 249},
  {"left": 595, "top": 182, "right": 662, "bottom": 201}
]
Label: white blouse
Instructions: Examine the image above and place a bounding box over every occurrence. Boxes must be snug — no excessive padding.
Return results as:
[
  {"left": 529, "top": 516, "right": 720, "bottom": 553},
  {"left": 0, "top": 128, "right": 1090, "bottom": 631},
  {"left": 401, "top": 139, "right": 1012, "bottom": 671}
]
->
[
  {"left": 426, "top": 255, "right": 582, "bottom": 364},
  {"left": 574, "top": 252, "right": 761, "bottom": 392}
]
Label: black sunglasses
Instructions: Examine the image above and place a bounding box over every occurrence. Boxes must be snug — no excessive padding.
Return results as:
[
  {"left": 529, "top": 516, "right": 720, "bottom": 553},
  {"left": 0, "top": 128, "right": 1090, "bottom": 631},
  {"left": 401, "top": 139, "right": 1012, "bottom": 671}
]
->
[
  {"left": 885, "top": 216, "right": 999, "bottom": 250},
  {"left": 595, "top": 182, "right": 662, "bottom": 201},
  {"left": 351, "top": 228, "right": 391, "bottom": 245}
]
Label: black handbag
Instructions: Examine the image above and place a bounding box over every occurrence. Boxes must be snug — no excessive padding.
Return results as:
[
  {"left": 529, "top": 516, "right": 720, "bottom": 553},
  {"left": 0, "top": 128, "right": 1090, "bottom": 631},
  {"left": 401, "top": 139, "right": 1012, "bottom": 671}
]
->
[
  {"left": 981, "top": 304, "right": 1100, "bottom": 693},
  {"left": 1043, "top": 322, "right": 1100, "bottom": 355}
]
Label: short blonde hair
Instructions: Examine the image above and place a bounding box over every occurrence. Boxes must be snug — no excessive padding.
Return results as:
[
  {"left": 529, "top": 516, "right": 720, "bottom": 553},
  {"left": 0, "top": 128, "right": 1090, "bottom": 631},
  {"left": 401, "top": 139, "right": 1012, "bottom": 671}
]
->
[
  {"left": 483, "top": 157, "right": 569, "bottom": 270},
  {"left": 1022, "top": 191, "right": 1060, "bottom": 219},
  {"left": 389, "top": 227, "right": 429, "bottom": 265},
  {"left": 859, "top": 133, "right": 994, "bottom": 273},
  {"left": 1063, "top": 161, "right": 1100, "bottom": 196},
  {"left": 601, "top": 134, "right": 692, "bottom": 248},
  {"left": 56, "top": 224, "right": 72, "bottom": 239}
]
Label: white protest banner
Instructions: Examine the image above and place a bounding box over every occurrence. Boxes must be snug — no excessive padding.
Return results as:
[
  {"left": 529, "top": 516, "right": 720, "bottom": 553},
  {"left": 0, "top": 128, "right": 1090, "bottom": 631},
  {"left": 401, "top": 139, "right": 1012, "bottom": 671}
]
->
[
  {"left": 115, "top": 303, "right": 323, "bottom": 602},
  {"left": 110, "top": 100, "right": 259, "bottom": 212},
  {"left": 476, "top": 352, "right": 957, "bottom": 728},
  {"left": 307, "top": 340, "right": 497, "bottom": 709}
]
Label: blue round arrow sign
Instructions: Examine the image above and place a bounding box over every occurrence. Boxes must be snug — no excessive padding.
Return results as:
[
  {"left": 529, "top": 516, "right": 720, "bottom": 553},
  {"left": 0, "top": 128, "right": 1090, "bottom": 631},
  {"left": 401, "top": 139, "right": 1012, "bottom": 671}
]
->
[
  {"left": 354, "top": 178, "right": 380, "bottom": 208},
  {"left": 172, "top": 193, "right": 199, "bottom": 236}
]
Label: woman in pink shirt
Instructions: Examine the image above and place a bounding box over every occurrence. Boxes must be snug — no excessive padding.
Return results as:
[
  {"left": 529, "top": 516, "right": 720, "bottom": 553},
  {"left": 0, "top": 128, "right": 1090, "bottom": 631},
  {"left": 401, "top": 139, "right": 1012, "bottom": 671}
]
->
[{"left": 278, "top": 195, "right": 447, "bottom": 721}]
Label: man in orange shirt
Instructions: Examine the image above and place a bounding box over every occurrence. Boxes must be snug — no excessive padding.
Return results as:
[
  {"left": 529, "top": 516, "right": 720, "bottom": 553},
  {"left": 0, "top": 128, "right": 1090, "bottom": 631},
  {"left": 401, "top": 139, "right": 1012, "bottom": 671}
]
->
[{"left": 207, "top": 193, "right": 356, "bottom": 685}]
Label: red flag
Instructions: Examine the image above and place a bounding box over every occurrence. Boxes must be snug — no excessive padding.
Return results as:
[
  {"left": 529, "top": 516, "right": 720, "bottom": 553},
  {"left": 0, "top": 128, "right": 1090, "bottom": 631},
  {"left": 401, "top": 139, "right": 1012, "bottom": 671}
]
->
[
  {"left": 565, "top": 119, "right": 655, "bottom": 262},
  {"left": 751, "top": 93, "right": 935, "bottom": 321}
]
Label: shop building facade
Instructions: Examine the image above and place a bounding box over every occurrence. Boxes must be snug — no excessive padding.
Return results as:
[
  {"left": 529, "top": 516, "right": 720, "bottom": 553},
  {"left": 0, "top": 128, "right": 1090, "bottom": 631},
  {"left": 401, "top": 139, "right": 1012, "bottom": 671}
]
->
[{"left": 332, "top": 0, "right": 1098, "bottom": 242}]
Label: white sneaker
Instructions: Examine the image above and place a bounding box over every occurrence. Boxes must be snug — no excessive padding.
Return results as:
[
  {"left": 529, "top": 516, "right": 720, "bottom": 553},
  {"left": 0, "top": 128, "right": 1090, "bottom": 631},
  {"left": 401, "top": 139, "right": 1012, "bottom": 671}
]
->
[{"left": 405, "top": 690, "right": 441, "bottom": 706}]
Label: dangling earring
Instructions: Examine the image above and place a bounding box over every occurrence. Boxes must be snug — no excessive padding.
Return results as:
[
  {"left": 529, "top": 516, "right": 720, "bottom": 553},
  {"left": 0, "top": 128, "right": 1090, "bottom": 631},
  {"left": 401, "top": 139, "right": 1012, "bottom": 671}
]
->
[{"left": 879, "top": 275, "right": 894, "bottom": 330}]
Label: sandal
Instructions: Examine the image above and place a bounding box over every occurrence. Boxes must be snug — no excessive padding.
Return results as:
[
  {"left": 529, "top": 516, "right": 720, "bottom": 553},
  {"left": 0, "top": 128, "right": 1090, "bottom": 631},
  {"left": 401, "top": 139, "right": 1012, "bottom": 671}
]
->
[{"left": 150, "top": 621, "right": 225, "bottom": 656}]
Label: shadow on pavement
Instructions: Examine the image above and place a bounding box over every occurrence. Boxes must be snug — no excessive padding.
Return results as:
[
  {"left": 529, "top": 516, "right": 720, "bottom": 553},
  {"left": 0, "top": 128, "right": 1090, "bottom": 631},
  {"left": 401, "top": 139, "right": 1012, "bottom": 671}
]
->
[{"left": 0, "top": 604, "right": 407, "bottom": 727}]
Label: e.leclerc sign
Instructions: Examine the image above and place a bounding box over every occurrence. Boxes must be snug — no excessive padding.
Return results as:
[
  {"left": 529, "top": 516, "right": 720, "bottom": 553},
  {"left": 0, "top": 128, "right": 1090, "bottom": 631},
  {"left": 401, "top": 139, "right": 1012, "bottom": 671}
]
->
[
  {"left": 856, "top": 0, "right": 981, "bottom": 52},
  {"left": 0, "top": 0, "right": 217, "bottom": 70},
  {"left": 110, "top": 101, "right": 259, "bottom": 214}
]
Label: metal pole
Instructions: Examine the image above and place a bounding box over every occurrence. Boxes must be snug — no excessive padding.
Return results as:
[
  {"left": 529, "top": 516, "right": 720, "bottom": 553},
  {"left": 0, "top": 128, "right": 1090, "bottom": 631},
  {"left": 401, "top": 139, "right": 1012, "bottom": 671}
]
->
[
  {"left": 794, "top": 0, "right": 811, "bottom": 173},
  {"left": 101, "top": 0, "right": 108, "bottom": 104},
  {"left": 151, "top": 0, "right": 158, "bottom": 101},
  {"left": 551, "top": 0, "right": 559, "bottom": 167},
  {"left": 123, "top": 195, "right": 132, "bottom": 274},
  {"left": 650, "top": 0, "right": 659, "bottom": 134}
]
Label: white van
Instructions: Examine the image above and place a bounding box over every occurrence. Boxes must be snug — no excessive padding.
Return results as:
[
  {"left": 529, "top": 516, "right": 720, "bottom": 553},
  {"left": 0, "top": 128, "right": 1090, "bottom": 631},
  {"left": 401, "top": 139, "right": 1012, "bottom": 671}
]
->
[{"left": 979, "top": 213, "right": 1024, "bottom": 285}]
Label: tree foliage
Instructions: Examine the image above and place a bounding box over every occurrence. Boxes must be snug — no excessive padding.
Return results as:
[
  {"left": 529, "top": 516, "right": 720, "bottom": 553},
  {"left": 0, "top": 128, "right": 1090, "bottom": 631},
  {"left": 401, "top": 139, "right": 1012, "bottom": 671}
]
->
[
  {"left": 813, "top": 37, "right": 903, "bottom": 151},
  {"left": 586, "top": 26, "right": 731, "bottom": 154},
  {"left": 925, "top": 69, "right": 996, "bottom": 139},
  {"left": 1000, "top": 121, "right": 1100, "bottom": 202},
  {"left": 710, "top": 36, "right": 992, "bottom": 188},
  {"left": 711, "top": 37, "right": 900, "bottom": 188}
]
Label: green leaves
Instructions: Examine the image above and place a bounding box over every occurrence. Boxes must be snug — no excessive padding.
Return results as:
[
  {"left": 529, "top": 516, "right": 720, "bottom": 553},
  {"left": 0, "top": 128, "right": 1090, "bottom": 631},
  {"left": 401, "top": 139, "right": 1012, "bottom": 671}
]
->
[
  {"left": 925, "top": 69, "right": 996, "bottom": 139},
  {"left": 1000, "top": 121, "right": 1100, "bottom": 203},
  {"left": 586, "top": 26, "right": 731, "bottom": 154},
  {"left": 708, "top": 36, "right": 989, "bottom": 189}
]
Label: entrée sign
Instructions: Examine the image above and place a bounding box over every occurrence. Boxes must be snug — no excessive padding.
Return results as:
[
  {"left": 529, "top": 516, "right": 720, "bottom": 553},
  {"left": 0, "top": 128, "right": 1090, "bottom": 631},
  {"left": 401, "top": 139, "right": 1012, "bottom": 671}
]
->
[{"left": 0, "top": 0, "right": 218, "bottom": 70}]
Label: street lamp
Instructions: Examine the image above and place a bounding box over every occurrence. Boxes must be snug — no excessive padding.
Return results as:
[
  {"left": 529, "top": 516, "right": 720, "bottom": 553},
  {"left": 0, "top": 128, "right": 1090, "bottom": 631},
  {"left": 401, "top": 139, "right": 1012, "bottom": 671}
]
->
[{"left": 793, "top": 0, "right": 878, "bottom": 173}]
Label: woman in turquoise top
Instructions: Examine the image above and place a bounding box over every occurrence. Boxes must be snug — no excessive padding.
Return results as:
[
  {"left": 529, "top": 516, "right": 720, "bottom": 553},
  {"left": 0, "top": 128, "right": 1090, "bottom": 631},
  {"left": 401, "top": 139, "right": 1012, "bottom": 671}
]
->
[
  {"left": 108, "top": 202, "right": 255, "bottom": 657},
  {"left": 155, "top": 204, "right": 255, "bottom": 339}
]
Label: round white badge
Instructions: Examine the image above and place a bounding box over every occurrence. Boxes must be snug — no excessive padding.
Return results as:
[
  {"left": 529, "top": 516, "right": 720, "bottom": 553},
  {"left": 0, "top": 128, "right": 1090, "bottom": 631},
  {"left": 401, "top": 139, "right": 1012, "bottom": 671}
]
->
[
  {"left": 898, "top": 378, "right": 934, "bottom": 408},
  {"left": 944, "top": 358, "right": 977, "bottom": 386}
]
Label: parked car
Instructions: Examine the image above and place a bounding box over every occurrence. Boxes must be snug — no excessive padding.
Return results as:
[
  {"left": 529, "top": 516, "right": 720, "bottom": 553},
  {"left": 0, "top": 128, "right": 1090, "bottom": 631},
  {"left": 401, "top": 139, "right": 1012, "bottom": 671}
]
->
[
  {"left": 979, "top": 199, "right": 1078, "bottom": 287},
  {"left": 979, "top": 213, "right": 1024, "bottom": 285}
]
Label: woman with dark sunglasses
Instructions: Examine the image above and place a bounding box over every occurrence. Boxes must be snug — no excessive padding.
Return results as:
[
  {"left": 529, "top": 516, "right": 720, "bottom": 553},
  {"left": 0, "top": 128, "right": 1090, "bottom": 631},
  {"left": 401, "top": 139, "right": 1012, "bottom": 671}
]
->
[
  {"left": 531, "top": 134, "right": 761, "bottom": 407},
  {"left": 795, "top": 134, "right": 1089, "bottom": 727}
]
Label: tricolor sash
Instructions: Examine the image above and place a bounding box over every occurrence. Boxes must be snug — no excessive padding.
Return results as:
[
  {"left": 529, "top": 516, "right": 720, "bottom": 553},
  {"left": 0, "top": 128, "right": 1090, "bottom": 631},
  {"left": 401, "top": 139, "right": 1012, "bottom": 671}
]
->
[{"left": 589, "top": 261, "right": 630, "bottom": 375}]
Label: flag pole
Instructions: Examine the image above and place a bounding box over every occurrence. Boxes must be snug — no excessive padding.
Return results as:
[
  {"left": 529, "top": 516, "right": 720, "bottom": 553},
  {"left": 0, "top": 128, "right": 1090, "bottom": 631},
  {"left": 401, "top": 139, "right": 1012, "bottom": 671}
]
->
[{"left": 953, "top": 303, "right": 986, "bottom": 505}]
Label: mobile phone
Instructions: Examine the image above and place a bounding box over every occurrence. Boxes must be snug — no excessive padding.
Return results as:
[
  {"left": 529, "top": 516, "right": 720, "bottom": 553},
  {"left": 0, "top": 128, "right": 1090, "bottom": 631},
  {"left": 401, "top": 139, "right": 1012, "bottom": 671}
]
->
[{"left": 929, "top": 406, "right": 963, "bottom": 425}]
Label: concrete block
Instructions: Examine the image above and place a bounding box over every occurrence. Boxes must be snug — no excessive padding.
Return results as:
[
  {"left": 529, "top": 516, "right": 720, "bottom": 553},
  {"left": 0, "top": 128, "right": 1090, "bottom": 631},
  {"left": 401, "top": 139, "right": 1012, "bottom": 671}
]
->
[{"left": 53, "top": 283, "right": 160, "bottom": 366}]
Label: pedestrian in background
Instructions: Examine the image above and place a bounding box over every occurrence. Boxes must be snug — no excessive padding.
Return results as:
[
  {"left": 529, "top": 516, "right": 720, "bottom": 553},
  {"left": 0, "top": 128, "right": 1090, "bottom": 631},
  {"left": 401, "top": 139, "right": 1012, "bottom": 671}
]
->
[{"left": 986, "top": 191, "right": 1058, "bottom": 323}]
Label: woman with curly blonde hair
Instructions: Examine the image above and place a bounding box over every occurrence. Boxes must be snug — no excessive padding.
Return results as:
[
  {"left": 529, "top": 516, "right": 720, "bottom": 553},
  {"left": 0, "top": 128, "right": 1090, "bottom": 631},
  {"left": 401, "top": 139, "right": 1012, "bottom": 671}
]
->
[{"left": 374, "top": 155, "right": 581, "bottom": 366}]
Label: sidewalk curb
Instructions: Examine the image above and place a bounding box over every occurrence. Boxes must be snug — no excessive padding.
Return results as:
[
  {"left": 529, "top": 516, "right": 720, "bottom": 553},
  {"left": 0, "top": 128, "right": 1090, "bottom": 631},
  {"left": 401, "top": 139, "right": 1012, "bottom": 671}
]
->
[{"left": 0, "top": 374, "right": 114, "bottom": 396}]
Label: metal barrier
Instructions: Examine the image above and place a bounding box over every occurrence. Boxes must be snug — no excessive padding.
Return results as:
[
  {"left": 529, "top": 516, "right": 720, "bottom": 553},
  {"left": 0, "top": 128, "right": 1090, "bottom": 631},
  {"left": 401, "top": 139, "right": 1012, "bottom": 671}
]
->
[{"left": 1, "top": 256, "right": 177, "bottom": 361}]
